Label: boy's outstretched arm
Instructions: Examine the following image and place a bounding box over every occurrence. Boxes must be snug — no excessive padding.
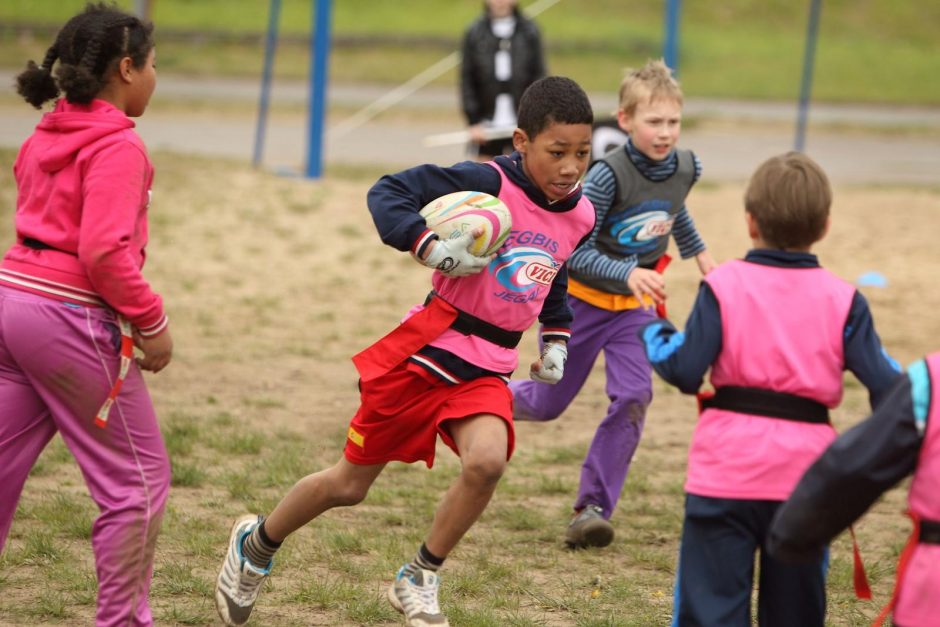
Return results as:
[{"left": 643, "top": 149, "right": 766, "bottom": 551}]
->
[
  {"left": 671, "top": 206, "right": 716, "bottom": 276},
  {"left": 843, "top": 291, "right": 904, "bottom": 408},
  {"left": 670, "top": 155, "right": 715, "bottom": 277},
  {"left": 639, "top": 282, "right": 722, "bottom": 393},
  {"left": 568, "top": 162, "right": 644, "bottom": 292},
  {"left": 768, "top": 364, "right": 928, "bottom": 563},
  {"left": 694, "top": 250, "right": 717, "bottom": 276}
]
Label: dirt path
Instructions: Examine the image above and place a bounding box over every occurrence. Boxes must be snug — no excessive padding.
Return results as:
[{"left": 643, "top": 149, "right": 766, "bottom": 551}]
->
[{"left": 1, "top": 73, "right": 938, "bottom": 185}]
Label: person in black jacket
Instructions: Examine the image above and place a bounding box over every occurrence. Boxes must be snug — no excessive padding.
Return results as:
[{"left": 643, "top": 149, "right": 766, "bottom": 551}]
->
[{"left": 461, "top": 0, "right": 547, "bottom": 160}]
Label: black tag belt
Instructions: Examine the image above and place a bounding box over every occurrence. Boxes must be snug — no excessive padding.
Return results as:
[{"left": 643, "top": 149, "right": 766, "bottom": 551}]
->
[
  {"left": 700, "top": 386, "right": 830, "bottom": 424},
  {"left": 23, "top": 237, "right": 59, "bottom": 251},
  {"left": 920, "top": 519, "right": 940, "bottom": 544},
  {"left": 424, "top": 291, "right": 522, "bottom": 349}
]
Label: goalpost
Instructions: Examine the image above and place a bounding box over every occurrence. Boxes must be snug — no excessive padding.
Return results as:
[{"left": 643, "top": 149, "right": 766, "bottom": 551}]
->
[{"left": 253, "top": 0, "right": 332, "bottom": 178}]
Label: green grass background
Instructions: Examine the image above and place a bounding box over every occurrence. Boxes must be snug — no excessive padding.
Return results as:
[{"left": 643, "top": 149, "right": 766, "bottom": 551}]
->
[{"left": 2, "top": 0, "right": 939, "bottom": 104}]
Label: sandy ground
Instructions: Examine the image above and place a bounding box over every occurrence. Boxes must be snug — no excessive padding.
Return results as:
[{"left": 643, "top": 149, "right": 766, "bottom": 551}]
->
[{"left": 152, "top": 170, "right": 936, "bottom": 626}]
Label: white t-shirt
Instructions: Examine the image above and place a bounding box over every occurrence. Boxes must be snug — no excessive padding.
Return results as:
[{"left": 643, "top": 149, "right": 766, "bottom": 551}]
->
[{"left": 490, "top": 16, "right": 517, "bottom": 130}]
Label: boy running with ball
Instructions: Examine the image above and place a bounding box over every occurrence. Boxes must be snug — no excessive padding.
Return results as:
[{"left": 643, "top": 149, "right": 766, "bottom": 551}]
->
[{"left": 215, "top": 76, "right": 597, "bottom": 627}]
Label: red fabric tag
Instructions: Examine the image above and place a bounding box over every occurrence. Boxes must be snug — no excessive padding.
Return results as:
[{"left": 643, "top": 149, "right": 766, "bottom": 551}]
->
[
  {"left": 872, "top": 511, "right": 920, "bottom": 626},
  {"left": 654, "top": 253, "right": 672, "bottom": 319},
  {"left": 351, "top": 296, "right": 459, "bottom": 382},
  {"left": 695, "top": 389, "right": 715, "bottom": 414},
  {"left": 849, "top": 526, "right": 872, "bottom": 600}
]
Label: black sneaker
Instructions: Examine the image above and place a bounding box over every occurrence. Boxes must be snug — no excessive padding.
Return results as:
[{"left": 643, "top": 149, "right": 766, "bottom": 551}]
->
[{"left": 564, "top": 504, "right": 614, "bottom": 548}]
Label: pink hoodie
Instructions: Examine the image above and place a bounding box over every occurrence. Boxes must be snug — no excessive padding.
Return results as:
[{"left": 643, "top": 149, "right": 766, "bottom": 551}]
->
[{"left": 2, "top": 98, "right": 166, "bottom": 336}]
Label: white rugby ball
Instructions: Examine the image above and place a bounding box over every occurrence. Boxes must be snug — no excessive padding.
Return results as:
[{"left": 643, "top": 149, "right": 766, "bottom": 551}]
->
[{"left": 419, "top": 191, "right": 512, "bottom": 257}]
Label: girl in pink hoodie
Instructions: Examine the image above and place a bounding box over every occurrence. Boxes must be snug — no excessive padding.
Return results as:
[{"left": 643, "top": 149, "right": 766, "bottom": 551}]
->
[{"left": 1, "top": 4, "right": 171, "bottom": 626}]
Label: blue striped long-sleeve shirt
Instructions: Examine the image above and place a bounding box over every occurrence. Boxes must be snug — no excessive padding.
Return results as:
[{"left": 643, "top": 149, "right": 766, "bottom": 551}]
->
[{"left": 568, "top": 139, "right": 706, "bottom": 285}]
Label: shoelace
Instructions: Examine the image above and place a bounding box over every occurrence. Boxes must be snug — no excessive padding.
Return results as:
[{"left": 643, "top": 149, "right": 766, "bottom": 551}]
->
[
  {"left": 403, "top": 577, "right": 441, "bottom": 614},
  {"left": 226, "top": 532, "right": 266, "bottom": 602},
  {"left": 225, "top": 564, "right": 264, "bottom": 606},
  {"left": 237, "top": 568, "right": 264, "bottom": 598}
]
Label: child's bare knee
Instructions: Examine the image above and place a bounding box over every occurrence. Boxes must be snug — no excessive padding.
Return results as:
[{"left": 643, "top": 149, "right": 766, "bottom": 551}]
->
[
  {"left": 329, "top": 480, "right": 370, "bottom": 507},
  {"left": 462, "top": 453, "right": 506, "bottom": 486},
  {"left": 332, "top": 470, "right": 373, "bottom": 506}
]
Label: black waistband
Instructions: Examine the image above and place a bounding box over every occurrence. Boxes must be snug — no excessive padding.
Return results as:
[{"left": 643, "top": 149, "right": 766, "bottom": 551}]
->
[
  {"left": 700, "top": 386, "right": 830, "bottom": 424},
  {"left": 920, "top": 519, "right": 940, "bottom": 544},
  {"left": 23, "top": 237, "right": 58, "bottom": 251},
  {"left": 425, "top": 291, "right": 522, "bottom": 349}
]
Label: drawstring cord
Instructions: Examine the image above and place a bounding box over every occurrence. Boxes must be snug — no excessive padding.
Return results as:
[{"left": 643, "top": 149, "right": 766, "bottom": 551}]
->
[{"left": 95, "top": 316, "right": 133, "bottom": 428}]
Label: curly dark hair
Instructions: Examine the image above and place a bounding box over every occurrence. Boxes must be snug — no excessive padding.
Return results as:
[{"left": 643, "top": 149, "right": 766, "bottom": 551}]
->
[
  {"left": 516, "top": 76, "right": 594, "bottom": 140},
  {"left": 16, "top": 2, "right": 154, "bottom": 109}
]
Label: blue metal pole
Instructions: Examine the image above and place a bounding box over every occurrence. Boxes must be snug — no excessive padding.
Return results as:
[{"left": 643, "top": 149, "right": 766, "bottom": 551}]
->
[
  {"left": 305, "top": 0, "right": 333, "bottom": 179},
  {"left": 663, "top": 0, "right": 681, "bottom": 75},
  {"left": 252, "top": 0, "right": 282, "bottom": 168},
  {"left": 133, "top": 0, "right": 152, "bottom": 19},
  {"left": 795, "top": 0, "right": 822, "bottom": 152}
]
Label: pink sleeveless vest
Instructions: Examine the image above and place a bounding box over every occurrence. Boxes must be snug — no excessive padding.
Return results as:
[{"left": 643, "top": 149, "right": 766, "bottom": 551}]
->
[
  {"left": 892, "top": 353, "right": 940, "bottom": 626},
  {"left": 685, "top": 259, "right": 856, "bottom": 500},
  {"left": 413, "top": 163, "right": 595, "bottom": 373}
]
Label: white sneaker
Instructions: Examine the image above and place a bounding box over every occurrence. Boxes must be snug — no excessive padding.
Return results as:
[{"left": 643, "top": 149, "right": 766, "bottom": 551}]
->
[
  {"left": 386, "top": 565, "right": 450, "bottom": 627},
  {"left": 215, "top": 514, "right": 271, "bottom": 626}
]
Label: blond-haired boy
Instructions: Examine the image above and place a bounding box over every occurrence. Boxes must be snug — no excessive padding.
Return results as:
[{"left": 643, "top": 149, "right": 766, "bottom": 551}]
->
[{"left": 511, "top": 58, "right": 715, "bottom": 548}]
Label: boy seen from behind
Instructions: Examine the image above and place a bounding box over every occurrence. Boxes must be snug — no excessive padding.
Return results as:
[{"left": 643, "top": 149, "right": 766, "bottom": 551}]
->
[
  {"left": 641, "top": 152, "right": 900, "bottom": 626},
  {"left": 215, "top": 76, "right": 596, "bottom": 627}
]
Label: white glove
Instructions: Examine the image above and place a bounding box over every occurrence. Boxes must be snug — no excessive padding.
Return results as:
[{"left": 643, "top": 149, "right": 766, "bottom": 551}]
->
[
  {"left": 421, "top": 231, "right": 493, "bottom": 277},
  {"left": 530, "top": 342, "right": 568, "bottom": 384}
]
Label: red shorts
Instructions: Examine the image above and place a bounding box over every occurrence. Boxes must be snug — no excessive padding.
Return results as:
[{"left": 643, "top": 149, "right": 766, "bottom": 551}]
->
[{"left": 344, "top": 361, "right": 515, "bottom": 468}]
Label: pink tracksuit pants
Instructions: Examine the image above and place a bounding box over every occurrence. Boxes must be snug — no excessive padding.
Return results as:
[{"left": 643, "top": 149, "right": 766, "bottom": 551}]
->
[{"left": 0, "top": 286, "right": 170, "bottom": 626}]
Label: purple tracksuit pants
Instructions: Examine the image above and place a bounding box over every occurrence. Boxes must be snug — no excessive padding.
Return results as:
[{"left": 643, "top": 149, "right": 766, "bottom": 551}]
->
[
  {"left": 0, "top": 286, "right": 170, "bottom": 627},
  {"left": 510, "top": 296, "right": 655, "bottom": 518}
]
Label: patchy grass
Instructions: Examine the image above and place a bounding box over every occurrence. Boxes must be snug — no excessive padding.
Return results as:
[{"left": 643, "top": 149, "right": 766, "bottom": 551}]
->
[{"left": 0, "top": 148, "right": 933, "bottom": 624}]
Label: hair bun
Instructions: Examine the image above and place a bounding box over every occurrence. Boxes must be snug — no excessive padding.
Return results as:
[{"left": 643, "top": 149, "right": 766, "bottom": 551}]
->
[{"left": 16, "top": 60, "right": 59, "bottom": 109}]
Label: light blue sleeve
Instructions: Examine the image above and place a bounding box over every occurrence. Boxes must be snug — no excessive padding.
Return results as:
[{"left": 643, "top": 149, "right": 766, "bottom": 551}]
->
[{"left": 907, "top": 358, "right": 931, "bottom": 436}]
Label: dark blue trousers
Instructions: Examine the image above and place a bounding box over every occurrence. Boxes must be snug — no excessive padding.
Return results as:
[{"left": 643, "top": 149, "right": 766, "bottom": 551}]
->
[{"left": 672, "top": 494, "right": 828, "bottom": 627}]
